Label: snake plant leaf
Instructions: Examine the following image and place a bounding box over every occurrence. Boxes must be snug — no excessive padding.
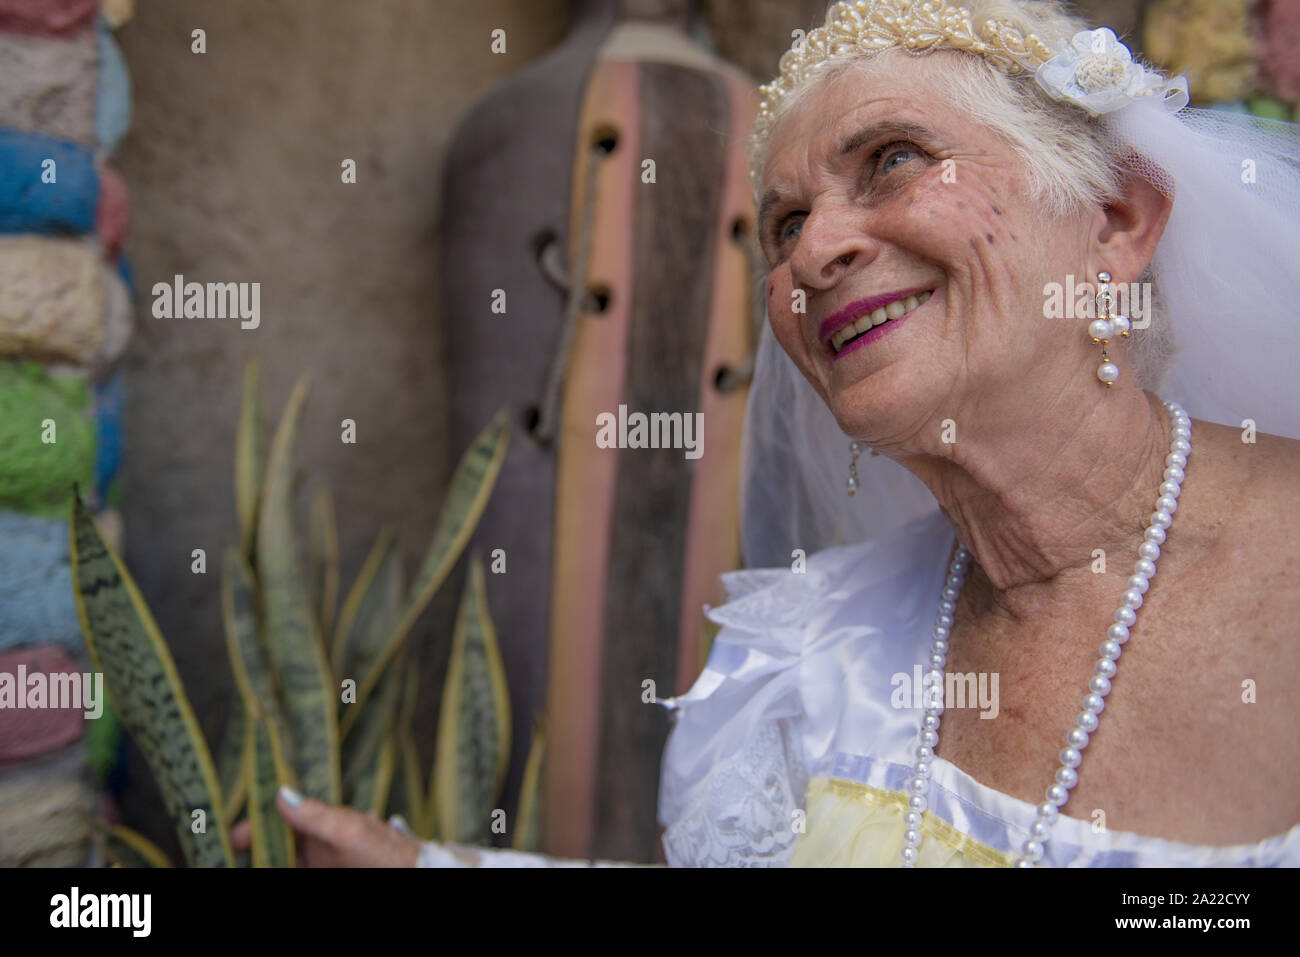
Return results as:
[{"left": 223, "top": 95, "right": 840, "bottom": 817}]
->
[
  {"left": 399, "top": 726, "right": 427, "bottom": 837},
  {"left": 257, "top": 377, "right": 341, "bottom": 804},
  {"left": 355, "top": 730, "right": 399, "bottom": 817},
  {"left": 348, "top": 739, "right": 381, "bottom": 813},
  {"left": 216, "top": 697, "right": 248, "bottom": 828},
  {"left": 343, "top": 647, "right": 404, "bottom": 807},
  {"left": 70, "top": 492, "right": 233, "bottom": 867},
  {"left": 221, "top": 548, "right": 296, "bottom": 778},
  {"left": 308, "top": 487, "right": 340, "bottom": 642},
  {"left": 512, "top": 719, "right": 546, "bottom": 852},
  {"left": 431, "top": 553, "right": 511, "bottom": 844},
  {"left": 345, "top": 409, "right": 509, "bottom": 727},
  {"left": 332, "top": 527, "right": 397, "bottom": 691},
  {"left": 389, "top": 651, "right": 428, "bottom": 833},
  {"left": 94, "top": 821, "right": 173, "bottom": 868},
  {"left": 245, "top": 713, "right": 295, "bottom": 868},
  {"left": 339, "top": 541, "right": 405, "bottom": 807},
  {"left": 336, "top": 534, "right": 404, "bottom": 802},
  {"left": 235, "top": 358, "right": 266, "bottom": 562}
]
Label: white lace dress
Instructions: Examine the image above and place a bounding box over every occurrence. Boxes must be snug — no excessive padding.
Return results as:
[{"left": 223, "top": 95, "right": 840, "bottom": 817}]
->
[{"left": 656, "top": 508, "right": 1300, "bottom": 867}]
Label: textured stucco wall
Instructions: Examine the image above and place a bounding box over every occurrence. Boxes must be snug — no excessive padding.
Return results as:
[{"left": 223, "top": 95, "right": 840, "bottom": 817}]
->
[{"left": 112, "top": 0, "right": 568, "bottom": 851}]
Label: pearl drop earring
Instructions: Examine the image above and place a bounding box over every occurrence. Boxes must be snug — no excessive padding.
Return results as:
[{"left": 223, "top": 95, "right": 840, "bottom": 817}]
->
[
  {"left": 847, "top": 441, "right": 879, "bottom": 497},
  {"left": 1089, "top": 271, "right": 1131, "bottom": 387}
]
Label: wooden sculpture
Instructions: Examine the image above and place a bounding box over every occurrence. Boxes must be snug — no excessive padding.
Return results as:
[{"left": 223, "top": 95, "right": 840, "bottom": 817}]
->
[{"left": 439, "top": 0, "right": 758, "bottom": 861}]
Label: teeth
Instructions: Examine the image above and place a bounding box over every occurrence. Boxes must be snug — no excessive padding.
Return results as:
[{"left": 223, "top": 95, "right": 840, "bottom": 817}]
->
[{"left": 830, "top": 289, "right": 935, "bottom": 352}]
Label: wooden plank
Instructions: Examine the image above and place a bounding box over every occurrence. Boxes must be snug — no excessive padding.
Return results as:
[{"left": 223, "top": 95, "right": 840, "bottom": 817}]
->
[
  {"left": 673, "top": 72, "right": 757, "bottom": 696},
  {"left": 542, "top": 57, "right": 641, "bottom": 860},
  {"left": 590, "top": 61, "right": 730, "bottom": 862},
  {"left": 438, "top": 3, "right": 619, "bottom": 850}
]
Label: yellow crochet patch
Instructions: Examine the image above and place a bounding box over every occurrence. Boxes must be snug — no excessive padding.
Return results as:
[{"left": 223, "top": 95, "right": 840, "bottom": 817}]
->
[{"left": 790, "top": 777, "right": 1014, "bottom": 868}]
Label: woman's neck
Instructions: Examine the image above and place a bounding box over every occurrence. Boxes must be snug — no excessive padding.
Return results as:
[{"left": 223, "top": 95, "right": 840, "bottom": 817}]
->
[{"left": 899, "top": 386, "right": 1175, "bottom": 619}]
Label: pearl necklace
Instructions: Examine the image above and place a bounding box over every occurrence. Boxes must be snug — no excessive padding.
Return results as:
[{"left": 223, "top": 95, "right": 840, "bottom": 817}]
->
[{"left": 900, "top": 399, "right": 1192, "bottom": 867}]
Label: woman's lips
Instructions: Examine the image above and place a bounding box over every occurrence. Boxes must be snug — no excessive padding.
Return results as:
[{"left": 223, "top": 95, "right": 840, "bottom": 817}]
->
[
  {"left": 828, "top": 288, "right": 936, "bottom": 360},
  {"left": 819, "top": 286, "right": 935, "bottom": 345}
]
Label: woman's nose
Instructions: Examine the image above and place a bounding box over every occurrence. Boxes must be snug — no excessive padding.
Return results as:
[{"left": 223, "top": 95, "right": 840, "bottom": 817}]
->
[{"left": 789, "top": 208, "right": 877, "bottom": 291}]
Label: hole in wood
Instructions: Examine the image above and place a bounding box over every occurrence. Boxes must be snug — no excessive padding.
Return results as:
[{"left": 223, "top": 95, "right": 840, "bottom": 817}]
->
[
  {"left": 592, "top": 125, "right": 620, "bottom": 155},
  {"left": 584, "top": 284, "right": 612, "bottom": 314}
]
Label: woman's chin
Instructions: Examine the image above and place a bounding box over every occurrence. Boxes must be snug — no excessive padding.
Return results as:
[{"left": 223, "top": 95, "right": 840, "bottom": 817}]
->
[{"left": 828, "top": 370, "right": 935, "bottom": 448}]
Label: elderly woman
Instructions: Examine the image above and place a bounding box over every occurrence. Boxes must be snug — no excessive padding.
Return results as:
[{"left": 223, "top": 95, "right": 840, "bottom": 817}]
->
[
  {"left": 658, "top": 0, "right": 1300, "bottom": 868},
  {"left": 237, "top": 0, "right": 1300, "bottom": 867}
]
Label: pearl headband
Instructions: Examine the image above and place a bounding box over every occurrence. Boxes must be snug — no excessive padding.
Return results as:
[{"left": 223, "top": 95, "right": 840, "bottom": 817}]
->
[{"left": 754, "top": 0, "right": 1190, "bottom": 178}]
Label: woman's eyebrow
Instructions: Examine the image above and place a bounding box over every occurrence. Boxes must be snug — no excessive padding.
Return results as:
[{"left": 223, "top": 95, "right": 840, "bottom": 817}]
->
[
  {"left": 836, "top": 121, "right": 934, "bottom": 156},
  {"left": 757, "top": 122, "right": 935, "bottom": 238}
]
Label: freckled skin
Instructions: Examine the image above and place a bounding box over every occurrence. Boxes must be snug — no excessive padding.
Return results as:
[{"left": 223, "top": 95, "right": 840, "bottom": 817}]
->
[
  {"left": 759, "top": 52, "right": 1093, "bottom": 453},
  {"left": 756, "top": 49, "right": 1300, "bottom": 845}
]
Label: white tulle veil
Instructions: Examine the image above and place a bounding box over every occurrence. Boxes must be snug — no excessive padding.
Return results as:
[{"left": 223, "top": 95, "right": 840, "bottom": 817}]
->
[{"left": 739, "top": 96, "right": 1300, "bottom": 569}]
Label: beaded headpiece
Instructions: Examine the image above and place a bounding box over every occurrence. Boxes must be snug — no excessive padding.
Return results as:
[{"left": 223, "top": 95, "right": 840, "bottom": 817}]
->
[{"left": 753, "top": 0, "right": 1189, "bottom": 179}]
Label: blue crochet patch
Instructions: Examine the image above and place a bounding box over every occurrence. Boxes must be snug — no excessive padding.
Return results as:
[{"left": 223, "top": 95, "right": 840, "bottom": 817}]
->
[
  {"left": 0, "top": 511, "right": 84, "bottom": 655},
  {"left": 0, "top": 128, "right": 98, "bottom": 235}
]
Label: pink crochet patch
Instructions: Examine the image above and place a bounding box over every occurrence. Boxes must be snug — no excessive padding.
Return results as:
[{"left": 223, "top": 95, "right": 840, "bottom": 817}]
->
[
  {"left": 0, "top": 645, "right": 87, "bottom": 764},
  {"left": 96, "top": 164, "right": 129, "bottom": 261},
  {"left": 0, "top": 0, "right": 97, "bottom": 39}
]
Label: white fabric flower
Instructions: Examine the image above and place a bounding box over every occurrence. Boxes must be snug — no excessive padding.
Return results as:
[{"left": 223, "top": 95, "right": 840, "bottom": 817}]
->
[{"left": 1034, "top": 28, "right": 1189, "bottom": 116}]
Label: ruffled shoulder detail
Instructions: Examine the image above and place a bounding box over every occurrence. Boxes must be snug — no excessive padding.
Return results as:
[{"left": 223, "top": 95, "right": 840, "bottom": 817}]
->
[
  {"left": 656, "top": 513, "right": 953, "bottom": 866},
  {"left": 656, "top": 568, "right": 822, "bottom": 866},
  {"left": 702, "top": 558, "right": 833, "bottom": 646},
  {"left": 657, "top": 510, "right": 955, "bottom": 866}
]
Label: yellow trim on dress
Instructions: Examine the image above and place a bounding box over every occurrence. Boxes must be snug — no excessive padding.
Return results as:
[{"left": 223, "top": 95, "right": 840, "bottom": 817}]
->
[{"left": 789, "top": 777, "right": 1015, "bottom": 868}]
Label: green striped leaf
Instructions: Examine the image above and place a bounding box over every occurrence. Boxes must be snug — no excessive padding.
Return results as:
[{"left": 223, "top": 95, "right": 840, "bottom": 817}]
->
[
  {"left": 245, "top": 714, "right": 295, "bottom": 868},
  {"left": 337, "top": 533, "right": 403, "bottom": 804},
  {"left": 369, "top": 733, "right": 398, "bottom": 817},
  {"left": 352, "top": 728, "right": 399, "bottom": 818},
  {"left": 257, "top": 378, "right": 341, "bottom": 804},
  {"left": 235, "top": 358, "right": 266, "bottom": 562},
  {"left": 216, "top": 697, "right": 248, "bottom": 828},
  {"left": 308, "top": 487, "right": 340, "bottom": 642},
  {"left": 70, "top": 492, "right": 233, "bottom": 867},
  {"left": 343, "top": 409, "right": 509, "bottom": 733},
  {"left": 95, "top": 822, "right": 173, "bottom": 868},
  {"left": 512, "top": 718, "right": 546, "bottom": 852},
  {"left": 431, "top": 553, "right": 511, "bottom": 844},
  {"left": 391, "top": 653, "right": 426, "bottom": 833},
  {"left": 399, "top": 727, "right": 426, "bottom": 837},
  {"left": 221, "top": 548, "right": 296, "bottom": 779},
  {"left": 343, "top": 649, "right": 404, "bottom": 808},
  {"left": 332, "top": 528, "right": 397, "bottom": 687}
]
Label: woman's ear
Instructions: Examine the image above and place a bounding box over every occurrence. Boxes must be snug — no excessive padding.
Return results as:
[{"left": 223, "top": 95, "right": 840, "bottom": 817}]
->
[{"left": 1094, "top": 164, "right": 1173, "bottom": 282}]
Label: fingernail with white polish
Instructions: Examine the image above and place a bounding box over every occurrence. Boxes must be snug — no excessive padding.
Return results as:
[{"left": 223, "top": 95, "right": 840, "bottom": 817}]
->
[{"left": 279, "top": 785, "right": 304, "bottom": 807}]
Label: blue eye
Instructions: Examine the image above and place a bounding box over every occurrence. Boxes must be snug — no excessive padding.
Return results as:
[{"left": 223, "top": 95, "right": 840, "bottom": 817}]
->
[
  {"left": 880, "top": 145, "right": 918, "bottom": 174},
  {"left": 780, "top": 217, "right": 804, "bottom": 244}
]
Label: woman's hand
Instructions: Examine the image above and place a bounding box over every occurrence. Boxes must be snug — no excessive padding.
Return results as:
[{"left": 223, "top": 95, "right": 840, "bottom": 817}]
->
[{"left": 229, "top": 786, "right": 422, "bottom": 867}]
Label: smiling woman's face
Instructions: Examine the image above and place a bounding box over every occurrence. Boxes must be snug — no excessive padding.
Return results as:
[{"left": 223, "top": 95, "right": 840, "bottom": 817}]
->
[{"left": 758, "top": 50, "right": 1096, "bottom": 449}]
